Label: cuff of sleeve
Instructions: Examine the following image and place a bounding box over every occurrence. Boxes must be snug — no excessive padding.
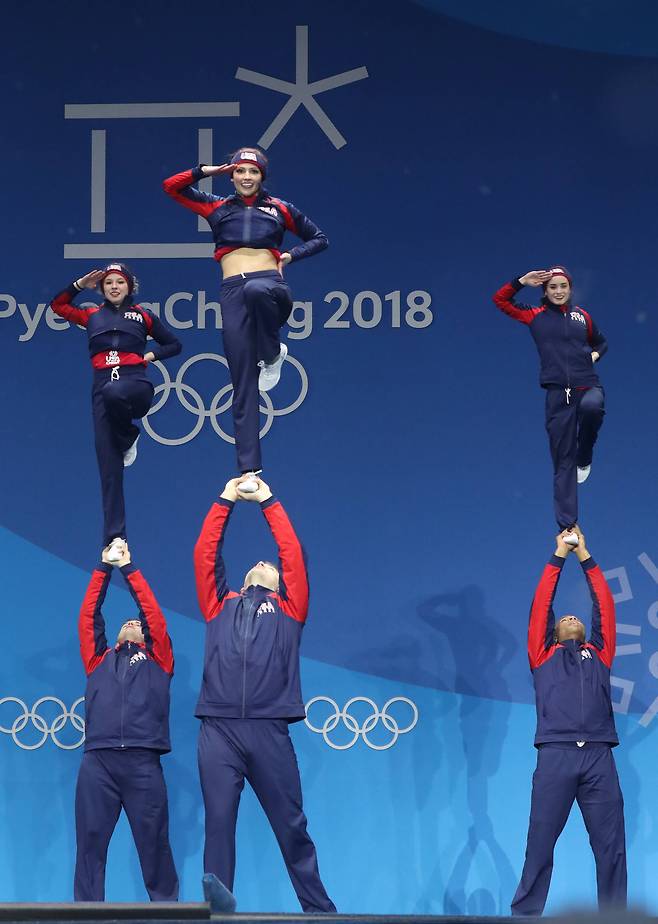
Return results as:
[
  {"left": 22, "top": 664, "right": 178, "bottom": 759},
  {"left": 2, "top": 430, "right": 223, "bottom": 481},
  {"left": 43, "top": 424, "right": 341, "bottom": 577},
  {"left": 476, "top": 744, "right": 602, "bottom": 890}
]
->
[
  {"left": 550, "top": 554, "right": 566, "bottom": 568},
  {"left": 119, "top": 563, "right": 138, "bottom": 576},
  {"left": 218, "top": 498, "right": 235, "bottom": 510},
  {"left": 193, "top": 165, "right": 206, "bottom": 181},
  {"left": 580, "top": 557, "right": 596, "bottom": 571},
  {"left": 512, "top": 277, "right": 524, "bottom": 291},
  {"left": 97, "top": 562, "right": 112, "bottom": 574},
  {"left": 260, "top": 496, "right": 277, "bottom": 510}
]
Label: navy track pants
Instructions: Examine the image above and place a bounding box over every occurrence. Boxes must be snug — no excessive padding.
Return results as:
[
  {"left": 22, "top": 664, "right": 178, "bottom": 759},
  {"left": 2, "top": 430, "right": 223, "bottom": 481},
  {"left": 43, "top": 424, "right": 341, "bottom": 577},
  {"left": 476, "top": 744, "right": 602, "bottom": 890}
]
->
[
  {"left": 74, "top": 748, "right": 179, "bottom": 902},
  {"left": 219, "top": 270, "right": 292, "bottom": 473},
  {"left": 545, "top": 385, "right": 605, "bottom": 529},
  {"left": 92, "top": 366, "right": 154, "bottom": 546},
  {"left": 198, "top": 717, "right": 335, "bottom": 913},
  {"left": 511, "top": 743, "right": 626, "bottom": 916}
]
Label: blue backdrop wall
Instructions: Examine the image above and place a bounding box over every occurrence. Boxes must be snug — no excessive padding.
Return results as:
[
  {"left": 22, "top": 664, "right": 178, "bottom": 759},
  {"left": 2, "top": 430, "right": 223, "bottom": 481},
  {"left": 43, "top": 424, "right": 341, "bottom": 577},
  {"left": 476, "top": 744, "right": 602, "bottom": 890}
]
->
[{"left": 2, "top": 0, "right": 658, "bottom": 914}]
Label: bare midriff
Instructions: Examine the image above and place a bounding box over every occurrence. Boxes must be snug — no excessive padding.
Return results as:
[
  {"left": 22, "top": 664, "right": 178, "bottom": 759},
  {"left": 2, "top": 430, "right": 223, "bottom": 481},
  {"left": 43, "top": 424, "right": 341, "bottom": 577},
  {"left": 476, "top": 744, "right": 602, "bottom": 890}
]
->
[{"left": 221, "top": 247, "right": 279, "bottom": 278}]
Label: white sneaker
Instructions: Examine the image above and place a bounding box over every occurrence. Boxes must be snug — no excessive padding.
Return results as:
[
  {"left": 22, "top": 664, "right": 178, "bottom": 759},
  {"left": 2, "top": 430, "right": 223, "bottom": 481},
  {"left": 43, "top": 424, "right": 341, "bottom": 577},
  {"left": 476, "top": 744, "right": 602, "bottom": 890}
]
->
[
  {"left": 563, "top": 531, "right": 580, "bottom": 548},
  {"left": 123, "top": 435, "right": 139, "bottom": 468},
  {"left": 237, "top": 473, "right": 260, "bottom": 494},
  {"left": 577, "top": 464, "right": 591, "bottom": 484},
  {"left": 106, "top": 537, "right": 127, "bottom": 563},
  {"left": 258, "top": 343, "right": 288, "bottom": 392}
]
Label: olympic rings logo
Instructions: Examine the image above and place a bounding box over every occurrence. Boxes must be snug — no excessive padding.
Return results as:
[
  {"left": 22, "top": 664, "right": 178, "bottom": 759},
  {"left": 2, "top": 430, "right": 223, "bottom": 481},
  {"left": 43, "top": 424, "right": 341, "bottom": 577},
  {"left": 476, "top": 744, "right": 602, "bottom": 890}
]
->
[
  {"left": 0, "top": 697, "right": 85, "bottom": 750},
  {"left": 304, "top": 696, "right": 419, "bottom": 750},
  {"left": 143, "top": 352, "right": 308, "bottom": 446}
]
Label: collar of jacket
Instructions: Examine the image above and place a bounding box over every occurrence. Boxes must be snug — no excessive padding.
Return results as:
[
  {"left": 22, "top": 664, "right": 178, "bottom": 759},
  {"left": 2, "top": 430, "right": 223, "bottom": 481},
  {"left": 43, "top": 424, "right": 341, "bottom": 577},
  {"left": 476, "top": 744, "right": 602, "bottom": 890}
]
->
[
  {"left": 232, "top": 188, "right": 271, "bottom": 207},
  {"left": 103, "top": 296, "right": 134, "bottom": 311},
  {"left": 541, "top": 297, "right": 572, "bottom": 314},
  {"left": 241, "top": 584, "right": 275, "bottom": 597}
]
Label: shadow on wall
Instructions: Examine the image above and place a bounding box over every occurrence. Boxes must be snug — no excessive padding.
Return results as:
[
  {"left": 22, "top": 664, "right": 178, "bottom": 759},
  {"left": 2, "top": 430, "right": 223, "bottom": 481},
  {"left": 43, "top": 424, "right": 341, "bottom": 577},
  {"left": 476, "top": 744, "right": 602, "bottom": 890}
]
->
[{"left": 415, "top": 586, "right": 518, "bottom": 915}]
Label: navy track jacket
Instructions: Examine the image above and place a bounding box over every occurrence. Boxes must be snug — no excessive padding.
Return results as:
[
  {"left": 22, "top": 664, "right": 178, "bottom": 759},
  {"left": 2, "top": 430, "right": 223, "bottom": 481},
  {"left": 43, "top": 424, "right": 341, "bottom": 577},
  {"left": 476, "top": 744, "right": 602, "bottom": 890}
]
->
[
  {"left": 493, "top": 278, "right": 607, "bottom": 388},
  {"left": 163, "top": 166, "right": 328, "bottom": 264},
  {"left": 193, "top": 497, "right": 308, "bottom": 722},
  {"left": 79, "top": 563, "right": 174, "bottom": 752},
  {"left": 50, "top": 284, "right": 182, "bottom": 369},
  {"left": 528, "top": 555, "right": 618, "bottom": 747}
]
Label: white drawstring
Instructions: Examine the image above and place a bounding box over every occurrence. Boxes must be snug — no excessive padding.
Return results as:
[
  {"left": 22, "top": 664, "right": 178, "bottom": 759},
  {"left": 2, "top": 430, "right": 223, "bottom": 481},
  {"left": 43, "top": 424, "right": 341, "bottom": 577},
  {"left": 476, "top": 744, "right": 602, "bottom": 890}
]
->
[
  {"left": 565, "top": 387, "right": 571, "bottom": 405},
  {"left": 111, "top": 366, "right": 120, "bottom": 381}
]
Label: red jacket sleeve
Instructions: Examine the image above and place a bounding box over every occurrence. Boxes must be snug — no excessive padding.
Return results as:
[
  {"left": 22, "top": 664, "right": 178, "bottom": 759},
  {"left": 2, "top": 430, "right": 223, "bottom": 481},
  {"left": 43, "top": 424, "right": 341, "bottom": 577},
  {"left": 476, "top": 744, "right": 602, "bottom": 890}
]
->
[
  {"left": 262, "top": 498, "right": 309, "bottom": 624},
  {"left": 78, "top": 566, "right": 112, "bottom": 675},
  {"left": 193, "top": 500, "right": 239, "bottom": 621},
  {"left": 583, "top": 558, "right": 616, "bottom": 668},
  {"left": 528, "top": 557, "right": 564, "bottom": 669},
  {"left": 162, "top": 167, "right": 225, "bottom": 219},
  {"left": 120, "top": 564, "right": 174, "bottom": 674},
  {"left": 50, "top": 285, "right": 98, "bottom": 327},
  {"left": 493, "top": 280, "right": 543, "bottom": 326}
]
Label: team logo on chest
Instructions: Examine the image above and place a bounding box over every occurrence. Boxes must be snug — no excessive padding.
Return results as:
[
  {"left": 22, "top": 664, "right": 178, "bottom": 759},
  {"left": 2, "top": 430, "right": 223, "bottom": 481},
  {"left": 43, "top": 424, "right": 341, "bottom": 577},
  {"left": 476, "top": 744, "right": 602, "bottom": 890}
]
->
[
  {"left": 570, "top": 311, "right": 586, "bottom": 325},
  {"left": 105, "top": 350, "right": 120, "bottom": 366},
  {"left": 256, "top": 600, "right": 276, "bottom": 618},
  {"left": 130, "top": 651, "right": 147, "bottom": 666},
  {"left": 258, "top": 206, "right": 279, "bottom": 217},
  {"left": 124, "top": 310, "right": 144, "bottom": 323},
  {"left": 581, "top": 648, "right": 592, "bottom": 660}
]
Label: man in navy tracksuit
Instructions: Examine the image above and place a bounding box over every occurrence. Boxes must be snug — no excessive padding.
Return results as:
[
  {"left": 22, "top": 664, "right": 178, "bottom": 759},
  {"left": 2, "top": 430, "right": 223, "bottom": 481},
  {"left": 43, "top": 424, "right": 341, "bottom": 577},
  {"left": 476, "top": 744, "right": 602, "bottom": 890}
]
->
[
  {"left": 50, "top": 264, "right": 181, "bottom": 558},
  {"left": 493, "top": 267, "right": 607, "bottom": 533},
  {"left": 75, "top": 542, "right": 178, "bottom": 901},
  {"left": 193, "top": 475, "right": 335, "bottom": 913},
  {"left": 511, "top": 526, "right": 626, "bottom": 916}
]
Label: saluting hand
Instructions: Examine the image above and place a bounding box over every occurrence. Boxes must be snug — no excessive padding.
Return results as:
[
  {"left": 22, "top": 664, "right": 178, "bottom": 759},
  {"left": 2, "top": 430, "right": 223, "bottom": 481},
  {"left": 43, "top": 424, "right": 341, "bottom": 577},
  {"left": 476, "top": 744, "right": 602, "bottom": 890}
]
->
[
  {"left": 201, "top": 164, "right": 236, "bottom": 177},
  {"left": 76, "top": 269, "right": 104, "bottom": 289},
  {"left": 519, "top": 270, "right": 552, "bottom": 287}
]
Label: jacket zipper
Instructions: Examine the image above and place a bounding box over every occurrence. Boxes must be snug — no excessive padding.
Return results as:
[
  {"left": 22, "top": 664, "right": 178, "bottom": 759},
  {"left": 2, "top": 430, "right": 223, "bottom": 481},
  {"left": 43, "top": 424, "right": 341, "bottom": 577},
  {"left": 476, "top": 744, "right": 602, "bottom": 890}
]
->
[
  {"left": 243, "top": 205, "right": 253, "bottom": 243},
  {"left": 119, "top": 647, "right": 129, "bottom": 747},
  {"left": 241, "top": 599, "right": 257, "bottom": 718},
  {"left": 563, "top": 309, "right": 571, "bottom": 404},
  {"left": 578, "top": 646, "right": 585, "bottom": 738}
]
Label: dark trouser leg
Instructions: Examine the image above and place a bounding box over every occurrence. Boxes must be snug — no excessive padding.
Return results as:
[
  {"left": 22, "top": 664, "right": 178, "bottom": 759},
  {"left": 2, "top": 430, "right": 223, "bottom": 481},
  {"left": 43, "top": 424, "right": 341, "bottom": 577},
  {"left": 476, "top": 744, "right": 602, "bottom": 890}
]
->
[
  {"left": 576, "top": 386, "right": 605, "bottom": 468},
  {"left": 101, "top": 375, "right": 154, "bottom": 453},
  {"left": 220, "top": 283, "right": 262, "bottom": 473},
  {"left": 576, "top": 747, "right": 627, "bottom": 910},
  {"left": 120, "top": 751, "right": 179, "bottom": 901},
  {"left": 198, "top": 719, "right": 246, "bottom": 892},
  {"left": 545, "top": 389, "right": 578, "bottom": 529},
  {"left": 243, "top": 277, "right": 293, "bottom": 364},
  {"left": 74, "top": 751, "right": 122, "bottom": 901},
  {"left": 246, "top": 720, "right": 336, "bottom": 913},
  {"left": 511, "top": 747, "right": 579, "bottom": 916},
  {"left": 92, "top": 384, "right": 126, "bottom": 545}
]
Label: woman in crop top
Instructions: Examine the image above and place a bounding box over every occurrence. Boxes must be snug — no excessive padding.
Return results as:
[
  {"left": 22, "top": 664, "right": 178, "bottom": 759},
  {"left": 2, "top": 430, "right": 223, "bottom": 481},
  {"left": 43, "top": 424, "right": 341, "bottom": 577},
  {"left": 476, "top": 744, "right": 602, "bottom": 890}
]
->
[{"left": 163, "top": 146, "right": 328, "bottom": 492}]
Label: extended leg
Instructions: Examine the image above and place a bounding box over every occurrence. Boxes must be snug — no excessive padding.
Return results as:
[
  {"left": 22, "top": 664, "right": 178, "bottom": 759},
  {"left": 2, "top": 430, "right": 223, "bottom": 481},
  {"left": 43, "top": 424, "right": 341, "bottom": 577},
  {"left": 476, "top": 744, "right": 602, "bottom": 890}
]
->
[
  {"left": 511, "top": 747, "right": 579, "bottom": 916},
  {"left": 247, "top": 721, "right": 335, "bottom": 913},
  {"left": 198, "top": 719, "right": 246, "bottom": 892},
  {"left": 92, "top": 384, "right": 126, "bottom": 545},
  {"left": 545, "top": 389, "right": 579, "bottom": 529},
  {"left": 121, "top": 751, "right": 179, "bottom": 901},
  {"left": 220, "top": 284, "right": 262, "bottom": 472},
  {"left": 74, "top": 751, "right": 122, "bottom": 901},
  {"left": 577, "top": 747, "right": 627, "bottom": 911}
]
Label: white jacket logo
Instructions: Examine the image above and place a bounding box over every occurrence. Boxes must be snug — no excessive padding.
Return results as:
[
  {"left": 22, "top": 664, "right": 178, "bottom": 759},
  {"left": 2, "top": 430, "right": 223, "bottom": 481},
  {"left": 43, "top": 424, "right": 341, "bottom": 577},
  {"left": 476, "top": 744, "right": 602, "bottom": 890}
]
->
[
  {"left": 258, "top": 206, "right": 279, "bottom": 217},
  {"left": 130, "top": 651, "right": 147, "bottom": 666},
  {"left": 570, "top": 311, "right": 586, "bottom": 325},
  {"left": 256, "top": 601, "right": 276, "bottom": 618},
  {"left": 105, "top": 350, "right": 120, "bottom": 366},
  {"left": 124, "top": 311, "right": 144, "bottom": 323},
  {"left": 581, "top": 648, "right": 592, "bottom": 660}
]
